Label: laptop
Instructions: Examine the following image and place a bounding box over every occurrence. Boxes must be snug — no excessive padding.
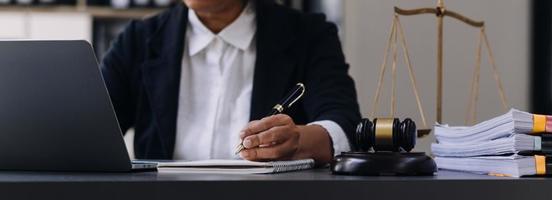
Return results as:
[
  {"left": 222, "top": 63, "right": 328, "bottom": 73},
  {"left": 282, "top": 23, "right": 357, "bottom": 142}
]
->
[{"left": 0, "top": 40, "right": 156, "bottom": 171}]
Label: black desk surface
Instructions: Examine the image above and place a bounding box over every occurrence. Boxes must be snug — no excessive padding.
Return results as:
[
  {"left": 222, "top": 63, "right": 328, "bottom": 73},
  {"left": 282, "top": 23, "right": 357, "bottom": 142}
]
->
[{"left": 1, "top": 169, "right": 550, "bottom": 200}]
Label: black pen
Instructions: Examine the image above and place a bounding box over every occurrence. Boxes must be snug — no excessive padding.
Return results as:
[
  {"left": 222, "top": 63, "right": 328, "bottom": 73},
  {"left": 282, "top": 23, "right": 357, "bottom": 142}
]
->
[{"left": 234, "top": 83, "right": 306, "bottom": 155}]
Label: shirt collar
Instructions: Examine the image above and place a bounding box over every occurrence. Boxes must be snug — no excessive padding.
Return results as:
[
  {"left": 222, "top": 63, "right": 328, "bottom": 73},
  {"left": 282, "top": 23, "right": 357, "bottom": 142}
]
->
[{"left": 187, "top": 2, "right": 256, "bottom": 56}]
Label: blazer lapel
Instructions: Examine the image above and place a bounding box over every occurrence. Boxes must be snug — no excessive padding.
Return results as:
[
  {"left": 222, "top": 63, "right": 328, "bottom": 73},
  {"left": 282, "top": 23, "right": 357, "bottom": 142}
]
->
[
  {"left": 250, "top": 3, "right": 299, "bottom": 120},
  {"left": 141, "top": 4, "right": 188, "bottom": 158}
]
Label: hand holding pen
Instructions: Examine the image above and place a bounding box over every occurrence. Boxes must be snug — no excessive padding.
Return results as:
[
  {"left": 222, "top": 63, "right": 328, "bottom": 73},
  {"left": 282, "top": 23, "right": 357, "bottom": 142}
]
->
[{"left": 234, "top": 83, "right": 306, "bottom": 159}]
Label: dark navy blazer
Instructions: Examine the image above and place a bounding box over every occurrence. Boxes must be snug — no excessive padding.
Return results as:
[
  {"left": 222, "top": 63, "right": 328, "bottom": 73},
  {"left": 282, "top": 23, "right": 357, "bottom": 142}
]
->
[{"left": 100, "top": 1, "right": 361, "bottom": 159}]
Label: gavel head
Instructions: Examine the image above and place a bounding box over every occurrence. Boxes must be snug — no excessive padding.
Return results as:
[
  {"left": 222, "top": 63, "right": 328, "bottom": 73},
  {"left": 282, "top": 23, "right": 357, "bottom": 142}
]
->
[{"left": 354, "top": 118, "right": 416, "bottom": 152}]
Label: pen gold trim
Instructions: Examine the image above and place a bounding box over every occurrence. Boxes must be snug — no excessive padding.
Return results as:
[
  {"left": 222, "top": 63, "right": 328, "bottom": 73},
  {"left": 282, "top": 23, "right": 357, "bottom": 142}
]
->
[
  {"left": 288, "top": 83, "right": 305, "bottom": 107},
  {"left": 235, "top": 83, "right": 306, "bottom": 155},
  {"left": 273, "top": 104, "right": 284, "bottom": 113}
]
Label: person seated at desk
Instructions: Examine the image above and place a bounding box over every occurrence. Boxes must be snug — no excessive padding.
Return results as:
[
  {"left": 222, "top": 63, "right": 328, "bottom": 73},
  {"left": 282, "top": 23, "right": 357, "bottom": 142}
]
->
[{"left": 100, "top": 0, "right": 360, "bottom": 165}]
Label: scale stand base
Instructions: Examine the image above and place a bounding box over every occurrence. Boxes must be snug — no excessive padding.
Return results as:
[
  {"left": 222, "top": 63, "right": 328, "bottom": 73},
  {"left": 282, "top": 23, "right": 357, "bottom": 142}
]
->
[{"left": 331, "top": 152, "right": 437, "bottom": 176}]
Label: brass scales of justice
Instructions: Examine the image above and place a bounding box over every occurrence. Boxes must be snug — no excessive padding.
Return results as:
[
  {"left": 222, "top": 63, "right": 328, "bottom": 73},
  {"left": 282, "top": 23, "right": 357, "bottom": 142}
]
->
[{"left": 370, "top": 0, "right": 510, "bottom": 137}]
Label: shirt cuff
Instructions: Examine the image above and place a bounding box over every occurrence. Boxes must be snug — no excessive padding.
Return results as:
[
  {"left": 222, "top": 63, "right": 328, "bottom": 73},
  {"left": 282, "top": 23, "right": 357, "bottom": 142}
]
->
[{"left": 308, "top": 120, "right": 350, "bottom": 155}]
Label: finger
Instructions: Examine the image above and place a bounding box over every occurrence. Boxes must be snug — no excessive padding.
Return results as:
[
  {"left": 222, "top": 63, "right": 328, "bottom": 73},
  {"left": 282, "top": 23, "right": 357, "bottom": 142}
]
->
[
  {"left": 242, "top": 125, "right": 292, "bottom": 148},
  {"left": 239, "top": 120, "right": 260, "bottom": 139},
  {"left": 240, "top": 114, "right": 292, "bottom": 139},
  {"left": 240, "top": 139, "right": 298, "bottom": 161}
]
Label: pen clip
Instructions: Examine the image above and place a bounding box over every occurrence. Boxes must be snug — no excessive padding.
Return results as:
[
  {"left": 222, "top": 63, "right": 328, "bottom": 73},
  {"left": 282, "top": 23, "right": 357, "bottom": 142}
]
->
[{"left": 287, "top": 83, "right": 305, "bottom": 108}]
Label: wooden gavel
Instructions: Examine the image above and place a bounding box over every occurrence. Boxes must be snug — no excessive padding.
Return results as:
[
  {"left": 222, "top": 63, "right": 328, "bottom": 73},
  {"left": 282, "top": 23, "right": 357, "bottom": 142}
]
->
[{"left": 353, "top": 118, "right": 417, "bottom": 152}]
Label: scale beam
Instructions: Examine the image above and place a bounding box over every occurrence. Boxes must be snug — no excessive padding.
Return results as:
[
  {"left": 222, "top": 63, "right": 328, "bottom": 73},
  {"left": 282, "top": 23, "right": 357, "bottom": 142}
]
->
[{"left": 394, "top": 7, "right": 484, "bottom": 27}]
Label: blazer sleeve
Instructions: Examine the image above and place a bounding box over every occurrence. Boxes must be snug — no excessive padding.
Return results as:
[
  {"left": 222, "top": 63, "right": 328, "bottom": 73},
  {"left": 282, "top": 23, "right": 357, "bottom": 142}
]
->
[
  {"left": 302, "top": 15, "right": 362, "bottom": 144},
  {"left": 100, "top": 21, "right": 140, "bottom": 133}
]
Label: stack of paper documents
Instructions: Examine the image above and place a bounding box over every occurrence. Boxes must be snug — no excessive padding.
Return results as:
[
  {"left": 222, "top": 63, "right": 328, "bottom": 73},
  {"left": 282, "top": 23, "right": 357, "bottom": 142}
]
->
[
  {"left": 432, "top": 134, "right": 540, "bottom": 157},
  {"left": 435, "top": 155, "right": 545, "bottom": 178},
  {"left": 432, "top": 109, "right": 552, "bottom": 177}
]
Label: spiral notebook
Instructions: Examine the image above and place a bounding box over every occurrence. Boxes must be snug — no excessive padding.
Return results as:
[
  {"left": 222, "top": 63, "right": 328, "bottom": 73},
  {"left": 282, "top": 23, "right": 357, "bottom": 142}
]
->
[{"left": 156, "top": 159, "right": 315, "bottom": 174}]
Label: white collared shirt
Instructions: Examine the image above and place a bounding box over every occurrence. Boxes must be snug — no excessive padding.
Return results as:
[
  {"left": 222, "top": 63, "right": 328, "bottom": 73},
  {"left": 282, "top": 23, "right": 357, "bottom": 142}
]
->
[{"left": 173, "top": 3, "right": 350, "bottom": 160}]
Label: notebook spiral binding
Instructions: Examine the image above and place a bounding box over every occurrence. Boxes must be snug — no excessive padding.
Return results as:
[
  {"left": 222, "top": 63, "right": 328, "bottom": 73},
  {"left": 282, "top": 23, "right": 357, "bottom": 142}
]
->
[{"left": 271, "top": 159, "right": 315, "bottom": 173}]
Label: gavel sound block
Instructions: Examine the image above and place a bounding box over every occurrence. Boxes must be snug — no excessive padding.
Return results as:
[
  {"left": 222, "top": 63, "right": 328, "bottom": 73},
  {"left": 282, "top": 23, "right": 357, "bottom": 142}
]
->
[{"left": 331, "top": 118, "right": 437, "bottom": 176}]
